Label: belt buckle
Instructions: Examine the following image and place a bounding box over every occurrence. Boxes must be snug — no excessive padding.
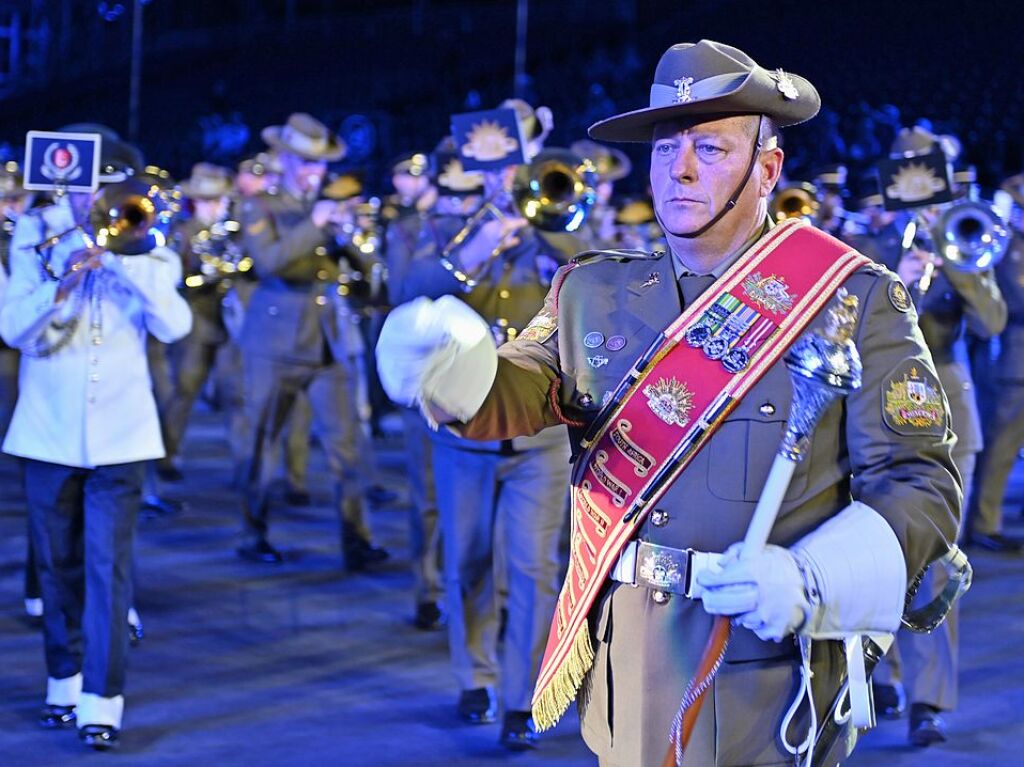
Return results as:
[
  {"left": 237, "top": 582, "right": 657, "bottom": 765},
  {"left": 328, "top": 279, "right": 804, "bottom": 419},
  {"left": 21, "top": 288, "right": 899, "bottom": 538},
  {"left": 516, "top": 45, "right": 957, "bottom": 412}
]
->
[{"left": 635, "top": 541, "right": 692, "bottom": 596}]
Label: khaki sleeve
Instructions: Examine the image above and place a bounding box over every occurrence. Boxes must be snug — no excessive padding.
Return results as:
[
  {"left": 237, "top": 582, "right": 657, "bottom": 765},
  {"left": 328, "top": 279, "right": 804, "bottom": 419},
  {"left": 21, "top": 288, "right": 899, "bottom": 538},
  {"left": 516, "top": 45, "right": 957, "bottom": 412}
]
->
[
  {"left": 846, "top": 269, "right": 962, "bottom": 580},
  {"left": 943, "top": 266, "right": 1007, "bottom": 339},
  {"left": 242, "top": 197, "right": 328, "bottom": 276},
  {"left": 458, "top": 266, "right": 570, "bottom": 440}
]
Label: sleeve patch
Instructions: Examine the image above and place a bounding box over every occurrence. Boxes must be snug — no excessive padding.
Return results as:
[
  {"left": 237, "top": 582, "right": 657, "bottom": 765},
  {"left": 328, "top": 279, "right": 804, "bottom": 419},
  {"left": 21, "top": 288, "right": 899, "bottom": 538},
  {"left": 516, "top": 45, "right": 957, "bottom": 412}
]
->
[
  {"left": 887, "top": 279, "right": 913, "bottom": 313},
  {"left": 517, "top": 309, "right": 557, "bottom": 343},
  {"left": 882, "top": 359, "right": 947, "bottom": 436}
]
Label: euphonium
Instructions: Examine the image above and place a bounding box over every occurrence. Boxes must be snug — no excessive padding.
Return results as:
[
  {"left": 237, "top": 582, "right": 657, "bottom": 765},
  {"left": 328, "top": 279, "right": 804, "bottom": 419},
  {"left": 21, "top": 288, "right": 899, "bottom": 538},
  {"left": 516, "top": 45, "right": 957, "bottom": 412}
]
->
[
  {"left": 768, "top": 182, "right": 819, "bottom": 223},
  {"left": 90, "top": 177, "right": 175, "bottom": 255}
]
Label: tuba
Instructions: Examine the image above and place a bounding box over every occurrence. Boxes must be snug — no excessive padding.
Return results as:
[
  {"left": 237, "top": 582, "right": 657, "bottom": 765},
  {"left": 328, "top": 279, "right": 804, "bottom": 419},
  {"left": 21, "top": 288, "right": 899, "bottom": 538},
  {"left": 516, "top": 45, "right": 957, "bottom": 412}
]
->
[
  {"left": 768, "top": 182, "right": 819, "bottom": 223},
  {"left": 90, "top": 177, "right": 175, "bottom": 255}
]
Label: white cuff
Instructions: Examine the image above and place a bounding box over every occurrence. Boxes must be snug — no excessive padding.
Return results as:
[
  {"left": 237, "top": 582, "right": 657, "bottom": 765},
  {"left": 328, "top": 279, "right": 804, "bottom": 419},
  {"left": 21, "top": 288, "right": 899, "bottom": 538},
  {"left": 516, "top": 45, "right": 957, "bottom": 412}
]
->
[
  {"left": 793, "top": 501, "right": 907, "bottom": 638},
  {"left": 46, "top": 673, "right": 83, "bottom": 706},
  {"left": 77, "top": 693, "right": 125, "bottom": 729}
]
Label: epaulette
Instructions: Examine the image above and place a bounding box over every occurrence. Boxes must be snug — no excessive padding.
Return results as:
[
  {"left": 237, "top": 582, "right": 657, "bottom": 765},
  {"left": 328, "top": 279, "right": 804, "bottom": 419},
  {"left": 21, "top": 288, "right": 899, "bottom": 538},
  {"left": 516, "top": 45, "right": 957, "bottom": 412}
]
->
[
  {"left": 858, "top": 259, "right": 891, "bottom": 278},
  {"left": 570, "top": 248, "right": 664, "bottom": 266}
]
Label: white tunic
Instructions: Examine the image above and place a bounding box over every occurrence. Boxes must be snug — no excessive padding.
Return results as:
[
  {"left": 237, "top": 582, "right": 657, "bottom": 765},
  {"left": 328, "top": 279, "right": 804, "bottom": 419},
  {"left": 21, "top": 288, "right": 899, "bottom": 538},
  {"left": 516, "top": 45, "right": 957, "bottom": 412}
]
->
[{"left": 0, "top": 198, "right": 192, "bottom": 468}]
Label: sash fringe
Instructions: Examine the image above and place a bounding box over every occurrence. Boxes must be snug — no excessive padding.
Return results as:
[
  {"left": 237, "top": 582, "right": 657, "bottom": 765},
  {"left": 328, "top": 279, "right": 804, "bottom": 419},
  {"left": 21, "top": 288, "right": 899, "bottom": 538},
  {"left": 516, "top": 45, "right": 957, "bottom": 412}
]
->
[{"left": 532, "top": 623, "right": 594, "bottom": 731}]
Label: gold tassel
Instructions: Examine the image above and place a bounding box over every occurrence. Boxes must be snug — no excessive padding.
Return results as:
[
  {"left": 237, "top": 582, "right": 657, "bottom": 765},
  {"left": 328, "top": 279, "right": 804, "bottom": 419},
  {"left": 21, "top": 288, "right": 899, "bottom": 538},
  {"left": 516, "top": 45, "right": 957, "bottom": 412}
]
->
[{"left": 531, "top": 624, "right": 595, "bottom": 731}]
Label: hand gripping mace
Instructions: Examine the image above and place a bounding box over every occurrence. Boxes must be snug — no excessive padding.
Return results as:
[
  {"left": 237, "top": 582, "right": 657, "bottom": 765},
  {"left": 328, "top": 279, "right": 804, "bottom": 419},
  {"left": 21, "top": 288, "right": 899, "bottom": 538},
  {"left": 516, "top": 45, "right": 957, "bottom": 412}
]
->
[{"left": 663, "top": 289, "right": 864, "bottom": 767}]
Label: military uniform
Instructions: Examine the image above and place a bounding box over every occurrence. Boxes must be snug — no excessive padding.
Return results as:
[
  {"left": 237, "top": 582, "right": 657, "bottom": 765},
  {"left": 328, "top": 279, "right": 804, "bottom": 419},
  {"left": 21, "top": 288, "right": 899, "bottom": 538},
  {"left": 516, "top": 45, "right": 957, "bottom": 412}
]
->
[
  {"left": 239, "top": 185, "right": 377, "bottom": 561},
  {"left": 452, "top": 237, "right": 958, "bottom": 765},
  {"left": 386, "top": 205, "right": 443, "bottom": 618},
  {"left": 845, "top": 218, "right": 1005, "bottom": 718},
  {"left": 970, "top": 230, "right": 1024, "bottom": 541},
  {"left": 378, "top": 42, "right": 960, "bottom": 764},
  {"left": 401, "top": 212, "right": 579, "bottom": 720}
]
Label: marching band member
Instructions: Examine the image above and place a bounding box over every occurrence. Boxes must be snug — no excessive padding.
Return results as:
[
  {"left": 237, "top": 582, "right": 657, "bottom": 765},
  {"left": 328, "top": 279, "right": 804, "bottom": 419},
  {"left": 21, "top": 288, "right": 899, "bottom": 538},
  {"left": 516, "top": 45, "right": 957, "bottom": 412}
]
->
[
  {"left": 1, "top": 128, "right": 191, "bottom": 749},
  {"left": 378, "top": 41, "right": 960, "bottom": 766}
]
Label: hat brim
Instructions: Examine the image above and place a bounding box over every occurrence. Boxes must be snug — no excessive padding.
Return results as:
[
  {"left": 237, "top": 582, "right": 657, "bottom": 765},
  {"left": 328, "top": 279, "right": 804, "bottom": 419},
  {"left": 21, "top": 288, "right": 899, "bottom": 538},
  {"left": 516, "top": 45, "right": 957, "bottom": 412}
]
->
[
  {"left": 261, "top": 126, "right": 346, "bottom": 162},
  {"left": 180, "top": 182, "right": 233, "bottom": 200},
  {"left": 588, "top": 71, "right": 819, "bottom": 143}
]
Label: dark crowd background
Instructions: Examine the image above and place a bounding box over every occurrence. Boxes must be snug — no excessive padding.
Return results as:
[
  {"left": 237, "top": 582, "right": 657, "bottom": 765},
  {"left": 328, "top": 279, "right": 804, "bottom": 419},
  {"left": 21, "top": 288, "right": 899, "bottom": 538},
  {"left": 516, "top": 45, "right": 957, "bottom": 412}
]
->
[{"left": 0, "top": 0, "right": 1021, "bottom": 195}]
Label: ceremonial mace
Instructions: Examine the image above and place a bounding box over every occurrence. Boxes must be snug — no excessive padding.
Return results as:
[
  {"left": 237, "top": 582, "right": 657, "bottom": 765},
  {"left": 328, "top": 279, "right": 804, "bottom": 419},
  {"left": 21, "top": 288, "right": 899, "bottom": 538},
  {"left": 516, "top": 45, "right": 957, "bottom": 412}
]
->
[{"left": 663, "top": 289, "right": 864, "bottom": 767}]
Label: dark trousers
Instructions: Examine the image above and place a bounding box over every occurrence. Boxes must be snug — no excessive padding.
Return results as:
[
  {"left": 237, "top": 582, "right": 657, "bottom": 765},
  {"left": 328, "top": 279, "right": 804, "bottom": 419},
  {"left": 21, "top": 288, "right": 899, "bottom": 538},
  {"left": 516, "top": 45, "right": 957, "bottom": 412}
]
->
[{"left": 24, "top": 459, "right": 143, "bottom": 697}]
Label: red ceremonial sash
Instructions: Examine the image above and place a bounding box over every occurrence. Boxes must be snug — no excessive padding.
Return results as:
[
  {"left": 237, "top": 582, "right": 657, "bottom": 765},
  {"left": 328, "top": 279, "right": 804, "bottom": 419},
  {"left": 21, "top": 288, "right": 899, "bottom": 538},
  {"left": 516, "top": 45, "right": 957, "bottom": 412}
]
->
[{"left": 531, "top": 218, "right": 870, "bottom": 730}]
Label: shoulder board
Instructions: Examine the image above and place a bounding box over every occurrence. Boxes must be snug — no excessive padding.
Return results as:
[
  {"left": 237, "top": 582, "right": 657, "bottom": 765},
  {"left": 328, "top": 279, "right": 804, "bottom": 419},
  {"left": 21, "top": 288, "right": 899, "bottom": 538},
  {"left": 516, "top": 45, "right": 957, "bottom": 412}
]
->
[
  {"left": 857, "top": 259, "right": 893, "bottom": 278},
  {"left": 570, "top": 248, "right": 664, "bottom": 266}
]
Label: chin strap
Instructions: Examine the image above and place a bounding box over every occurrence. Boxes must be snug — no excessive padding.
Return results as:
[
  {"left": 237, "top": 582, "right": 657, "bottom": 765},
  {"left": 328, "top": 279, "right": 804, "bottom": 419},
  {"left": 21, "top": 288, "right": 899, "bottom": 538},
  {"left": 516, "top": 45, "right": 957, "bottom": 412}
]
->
[{"left": 659, "top": 115, "right": 766, "bottom": 240}]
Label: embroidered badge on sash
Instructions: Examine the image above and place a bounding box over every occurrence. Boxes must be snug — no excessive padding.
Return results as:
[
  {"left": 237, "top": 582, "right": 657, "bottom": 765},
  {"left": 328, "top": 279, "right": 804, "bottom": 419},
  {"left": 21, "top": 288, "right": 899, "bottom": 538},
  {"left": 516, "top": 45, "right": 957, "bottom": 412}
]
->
[
  {"left": 883, "top": 361, "right": 947, "bottom": 436},
  {"left": 742, "top": 271, "right": 797, "bottom": 314},
  {"left": 643, "top": 377, "right": 694, "bottom": 428},
  {"left": 518, "top": 310, "right": 557, "bottom": 343}
]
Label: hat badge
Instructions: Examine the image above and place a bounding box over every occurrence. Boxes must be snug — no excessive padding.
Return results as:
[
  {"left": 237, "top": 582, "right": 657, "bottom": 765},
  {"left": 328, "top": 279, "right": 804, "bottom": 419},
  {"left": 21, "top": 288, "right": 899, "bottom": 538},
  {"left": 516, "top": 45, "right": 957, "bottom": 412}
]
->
[
  {"left": 674, "top": 76, "right": 694, "bottom": 104},
  {"left": 772, "top": 69, "right": 799, "bottom": 100}
]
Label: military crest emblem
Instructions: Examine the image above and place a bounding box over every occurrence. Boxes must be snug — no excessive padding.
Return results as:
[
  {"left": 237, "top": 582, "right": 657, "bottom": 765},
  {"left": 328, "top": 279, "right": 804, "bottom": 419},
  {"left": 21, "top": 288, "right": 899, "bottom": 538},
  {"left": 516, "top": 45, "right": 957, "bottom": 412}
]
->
[
  {"left": 742, "top": 272, "right": 797, "bottom": 314},
  {"left": 517, "top": 310, "right": 557, "bottom": 343},
  {"left": 674, "top": 76, "right": 694, "bottom": 103},
  {"left": 883, "top": 364, "right": 946, "bottom": 435},
  {"left": 643, "top": 377, "right": 693, "bottom": 428},
  {"left": 773, "top": 68, "right": 799, "bottom": 100}
]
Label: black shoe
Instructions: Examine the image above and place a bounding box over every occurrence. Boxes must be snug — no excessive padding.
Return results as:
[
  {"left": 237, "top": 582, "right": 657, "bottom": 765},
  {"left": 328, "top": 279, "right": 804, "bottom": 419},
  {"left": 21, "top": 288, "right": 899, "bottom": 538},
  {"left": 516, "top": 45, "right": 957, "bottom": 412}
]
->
[
  {"left": 969, "top": 532, "right": 1024, "bottom": 554},
  {"left": 236, "top": 538, "right": 283, "bottom": 564},
  {"left": 500, "top": 710, "right": 539, "bottom": 751},
  {"left": 872, "top": 680, "right": 906, "bottom": 719},
  {"left": 456, "top": 688, "right": 496, "bottom": 725},
  {"left": 909, "top": 703, "right": 947, "bottom": 747},
  {"left": 342, "top": 526, "right": 389, "bottom": 571},
  {"left": 156, "top": 464, "right": 184, "bottom": 483},
  {"left": 79, "top": 724, "right": 120, "bottom": 750},
  {"left": 128, "top": 621, "right": 144, "bottom": 647},
  {"left": 39, "top": 704, "right": 76, "bottom": 729},
  {"left": 366, "top": 485, "right": 399, "bottom": 507},
  {"left": 141, "top": 495, "right": 184, "bottom": 518},
  {"left": 284, "top": 488, "right": 312, "bottom": 507},
  {"left": 413, "top": 602, "right": 444, "bottom": 631}
]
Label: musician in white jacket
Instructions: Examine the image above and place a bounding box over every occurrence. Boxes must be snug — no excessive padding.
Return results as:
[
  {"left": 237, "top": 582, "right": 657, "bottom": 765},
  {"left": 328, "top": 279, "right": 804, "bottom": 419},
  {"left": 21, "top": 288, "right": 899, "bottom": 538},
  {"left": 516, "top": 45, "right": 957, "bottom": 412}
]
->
[{"left": 0, "top": 175, "right": 191, "bottom": 749}]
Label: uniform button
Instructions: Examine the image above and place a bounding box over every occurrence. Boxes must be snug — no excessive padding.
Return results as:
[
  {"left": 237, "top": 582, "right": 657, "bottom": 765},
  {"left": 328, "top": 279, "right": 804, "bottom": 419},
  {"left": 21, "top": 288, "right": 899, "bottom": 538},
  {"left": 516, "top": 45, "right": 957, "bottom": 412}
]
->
[
  {"left": 651, "top": 509, "right": 670, "bottom": 527},
  {"left": 268, "top": 306, "right": 279, "bottom": 316},
  {"left": 499, "top": 289, "right": 510, "bottom": 299},
  {"left": 315, "top": 296, "right": 327, "bottom": 306},
  {"left": 316, "top": 269, "right": 329, "bottom": 280},
  {"left": 92, "top": 337, "right": 102, "bottom": 346},
  {"left": 759, "top": 402, "right": 776, "bottom": 416},
  {"left": 91, "top": 358, "right": 98, "bottom": 366},
  {"left": 89, "top": 374, "right": 99, "bottom": 382},
  {"left": 652, "top": 590, "right": 670, "bottom": 604},
  {"left": 314, "top": 246, "right": 328, "bottom": 256}
]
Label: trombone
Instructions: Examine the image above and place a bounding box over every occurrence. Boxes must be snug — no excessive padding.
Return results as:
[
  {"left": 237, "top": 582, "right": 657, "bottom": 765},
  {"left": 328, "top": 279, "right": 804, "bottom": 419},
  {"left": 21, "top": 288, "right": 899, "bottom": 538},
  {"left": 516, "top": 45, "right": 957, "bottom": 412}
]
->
[
  {"left": 440, "top": 148, "right": 597, "bottom": 281},
  {"left": 903, "top": 200, "right": 1010, "bottom": 296}
]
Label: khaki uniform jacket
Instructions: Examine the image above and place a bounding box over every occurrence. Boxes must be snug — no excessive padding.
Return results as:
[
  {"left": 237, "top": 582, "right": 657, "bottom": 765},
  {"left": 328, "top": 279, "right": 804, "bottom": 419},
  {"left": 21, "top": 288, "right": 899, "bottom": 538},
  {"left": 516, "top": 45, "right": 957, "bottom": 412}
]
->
[
  {"left": 239, "top": 191, "right": 343, "bottom": 363},
  {"left": 994, "top": 232, "right": 1024, "bottom": 381},
  {"left": 848, "top": 224, "right": 1007, "bottom": 453},
  {"left": 458, "top": 237, "right": 961, "bottom": 765}
]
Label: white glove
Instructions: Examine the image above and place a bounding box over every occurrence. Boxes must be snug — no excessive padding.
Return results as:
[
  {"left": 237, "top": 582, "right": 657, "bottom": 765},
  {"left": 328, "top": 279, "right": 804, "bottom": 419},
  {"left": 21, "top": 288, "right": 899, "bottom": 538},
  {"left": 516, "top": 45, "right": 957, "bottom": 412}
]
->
[
  {"left": 375, "top": 295, "right": 497, "bottom": 423},
  {"left": 697, "top": 543, "right": 810, "bottom": 642}
]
